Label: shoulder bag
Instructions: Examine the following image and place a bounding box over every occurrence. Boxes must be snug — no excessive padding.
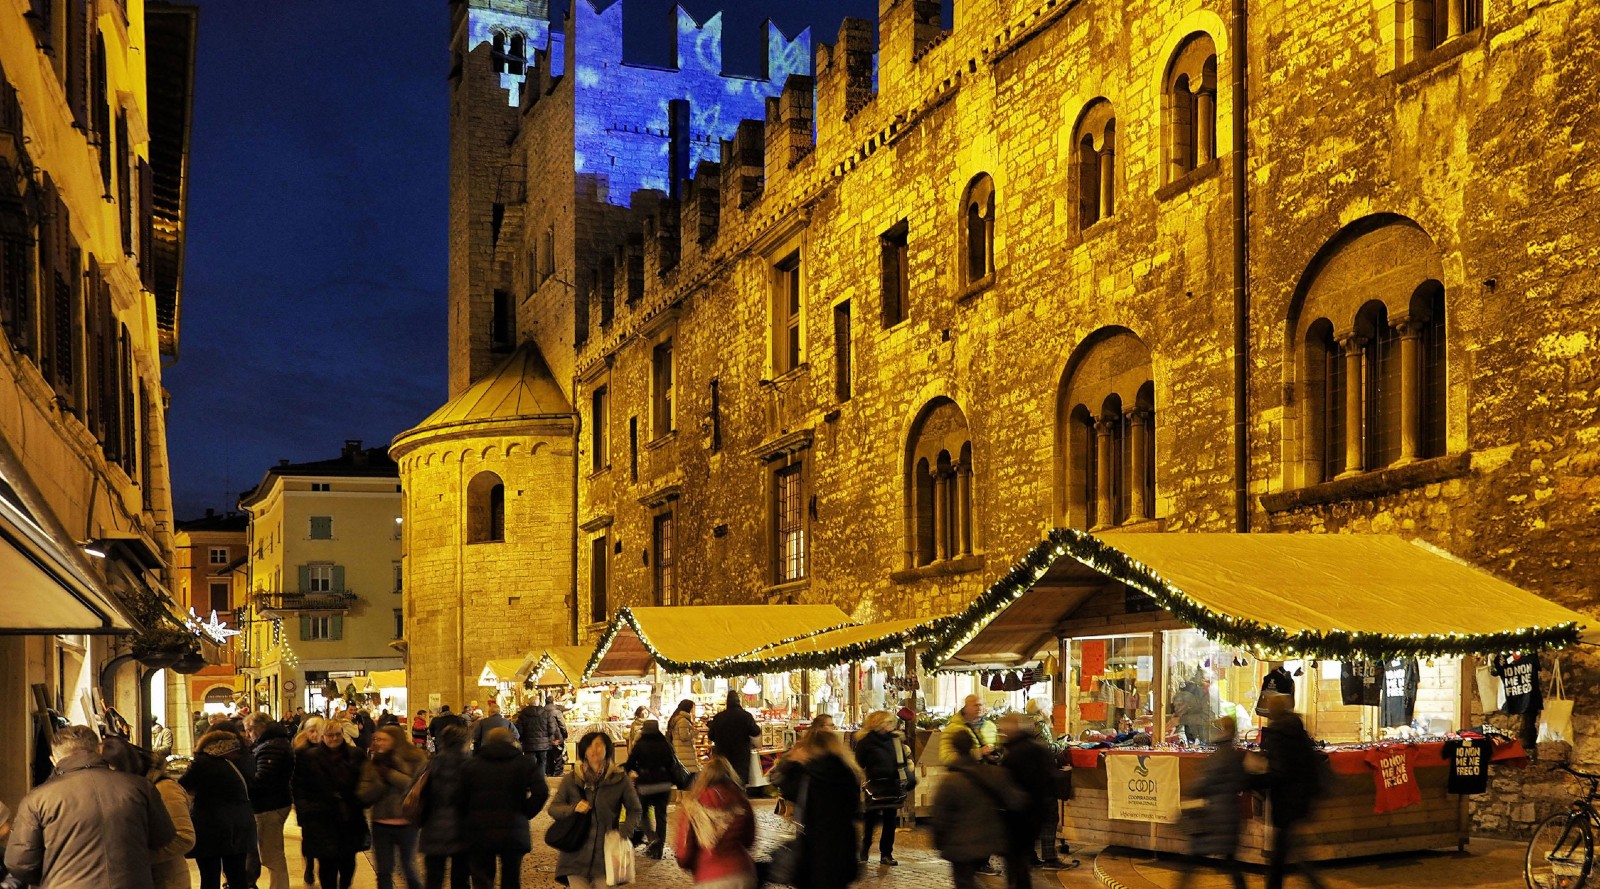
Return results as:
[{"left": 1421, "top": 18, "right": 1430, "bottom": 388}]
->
[
  {"left": 545, "top": 781, "right": 593, "bottom": 853},
  {"left": 401, "top": 765, "right": 430, "bottom": 826},
  {"left": 1540, "top": 656, "right": 1574, "bottom": 743},
  {"left": 765, "top": 773, "right": 808, "bottom": 886}
]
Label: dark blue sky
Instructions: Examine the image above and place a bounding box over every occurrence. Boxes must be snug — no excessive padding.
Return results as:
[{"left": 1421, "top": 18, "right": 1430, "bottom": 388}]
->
[{"left": 166, "top": 0, "right": 876, "bottom": 518}]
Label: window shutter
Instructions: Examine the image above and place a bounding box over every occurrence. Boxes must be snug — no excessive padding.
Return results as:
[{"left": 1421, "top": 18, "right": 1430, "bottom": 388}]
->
[
  {"left": 331, "top": 565, "right": 345, "bottom": 593},
  {"left": 299, "top": 615, "right": 311, "bottom": 641},
  {"left": 297, "top": 564, "right": 310, "bottom": 594},
  {"left": 66, "top": 0, "right": 89, "bottom": 130},
  {"left": 137, "top": 160, "right": 153, "bottom": 289},
  {"left": 330, "top": 615, "right": 344, "bottom": 641}
]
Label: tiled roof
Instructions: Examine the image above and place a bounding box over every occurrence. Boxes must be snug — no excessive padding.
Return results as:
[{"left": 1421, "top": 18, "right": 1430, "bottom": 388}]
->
[{"left": 413, "top": 341, "right": 572, "bottom": 430}]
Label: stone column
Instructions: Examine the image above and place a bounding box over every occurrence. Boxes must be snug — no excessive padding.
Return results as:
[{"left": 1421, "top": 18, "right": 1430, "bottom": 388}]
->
[
  {"left": 1094, "top": 417, "right": 1116, "bottom": 527},
  {"left": 932, "top": 467, "right": 949, "bottom": 562},
  {"left": 1445, "top": 0, "right": 1464, "bottom": 39},
  {"left": 1339, "top": 334, "right": 1366, "bottom": 476},
  {"left": 955, "top": 461, "right": 973, "bottom": 556},
  {"left": 1397, "top": 319, "right": 1423, "bottom": 463},
  {"left": 1098, "top": 146, "right": 1116, "bottom": 218},
  {"left": 1125, "top": 408, "right": 1151, "bottom": 521},
  {"left": 1195, "top": 91, "right": 1215, "bottom": 164}
]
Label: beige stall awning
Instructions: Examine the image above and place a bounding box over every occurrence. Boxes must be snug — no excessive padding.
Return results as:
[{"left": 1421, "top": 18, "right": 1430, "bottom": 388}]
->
[
  {"left": 479, "top": 655, "right": 535, "bottom": 688},
  {"left": 702, "top": 616, "right": 955, "bottom": 677},
  {"left": 924, "top": 529, "right": 1597, "bottom": 668},
  {"left": 0, "top": 485, "right": 132, "bottom": 634},
  {"left": 531, "top": 646, "right": 593, "bottom": 688},
  {"left": 583, "top": 605, "right": 854, "bottom": 681}
]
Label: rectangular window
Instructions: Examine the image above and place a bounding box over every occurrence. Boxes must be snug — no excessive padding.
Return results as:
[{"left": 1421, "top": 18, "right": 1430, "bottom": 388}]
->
[
  {"left": 392, "top": 608, "right": 404, "bottom": 640},
  {"left": 772, "top": 251, "right": 803, "bottom": 375},
  {"left": 393, "top": 515, "right": 403, "bottom": 540},
  {"left": 774, "top": 462, "right": 806, "bottom": 583},
  {"left": 309, "top": 516, "right": 332, "bottom": 539},
  {"left": 590, "top": 535, "right": 608, "bottom": 623},
  {"left": 651, "top": 340, "right": 674, "bottom": 439},
  {"left": 208, "top": 546, "right": 229, "bottom": 565},
  {"left": 626, "top": 251, "right": 644, "bottom": 303},
  {"left": 540, "top": 227, "right": 555, "bottom": 281},
  {"left": 308, "top": 564, "right": 333, "bottom": 593},
  {"left": 311, "top": 482, "right": 330, "bottom": 492},
  {"left": 881, "top": 222, "right": 908, "bottom": 327},
  {"left": 207, "top": 581, "right": 230, "bottom": 614},
  {"left": 591, "top": 386, "right": 609, "bottom": 471},
  {"left": 302, "top": 615, "right": 335, "bottom": 642},
  {"left": 653, "top": 512, "right": 674, "bottom": 607},
  {"left": 393, "top": 560, "right": 403, "bottom": 593},
  {"left": 597, "top": 262, "right": 615, "bottom": 327},
  {"left": 833, "top": 301, "right": 852, "bottom": 402},
  {"left": 491, "top": 289, "right": 515, "bottom": 352},
  {"left": 629, "top": 417, "right": 639, "bottom": 482}
]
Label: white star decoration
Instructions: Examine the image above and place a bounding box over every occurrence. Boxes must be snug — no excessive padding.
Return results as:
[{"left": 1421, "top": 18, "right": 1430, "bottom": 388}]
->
[{"left": 187, "top": 607, "right": 242, "bottom": 644}]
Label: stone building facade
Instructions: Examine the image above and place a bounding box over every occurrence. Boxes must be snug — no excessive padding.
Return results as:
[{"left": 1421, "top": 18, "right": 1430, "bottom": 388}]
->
[{"left": 407, "top": 0, "right": 1600, "bottom": 833}]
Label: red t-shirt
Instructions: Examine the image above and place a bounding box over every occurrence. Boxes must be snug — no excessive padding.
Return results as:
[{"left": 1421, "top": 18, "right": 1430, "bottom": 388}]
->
[{"left": 1365, "top": 745, "right": 1422, "bottom": 814}]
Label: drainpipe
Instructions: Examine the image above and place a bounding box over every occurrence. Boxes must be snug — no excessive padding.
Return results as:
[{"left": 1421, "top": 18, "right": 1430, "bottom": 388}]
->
[
  {"left": 1231, "top": 0, "right": 1251, "bottom": 533},
  {"left": 570, "top": 413, "right": 581, "bottom": 647}
]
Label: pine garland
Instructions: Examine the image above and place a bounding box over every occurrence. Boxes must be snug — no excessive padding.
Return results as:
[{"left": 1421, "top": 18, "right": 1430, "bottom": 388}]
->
[
  {"left": 581, "top": 607, "right": 859, "bottom": 682},
  {"left": 695, "top": 616, "right": 961, "bottom": 677},
  {"left": 920, "top": 528, "right": 1583, "bottom": 670}
]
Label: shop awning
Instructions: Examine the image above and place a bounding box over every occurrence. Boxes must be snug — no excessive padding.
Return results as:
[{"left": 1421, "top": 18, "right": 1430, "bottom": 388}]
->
[
  {"left": 923, "top": 529, "right": 1597, "bottom": 668},
  {"left": 584, "top": 605, "right": 854, "bottom": 681},
  {"left": 702, "top": 616, "right": 957, "bottom": 677},
  {"left": 365, "top": 670, "right": 406, "bottom": 690},
  {"left": 479, "top": 656, "right": 536, "bottom": 687},
  {"left": 531, "top": 646, "right": 592, "bottom": 688},
  {"left": 0, "top": 480, "right": 132, "bottom": 634}
]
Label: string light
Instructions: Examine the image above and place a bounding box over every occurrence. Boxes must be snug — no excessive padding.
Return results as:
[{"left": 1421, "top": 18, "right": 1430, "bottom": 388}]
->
[{"left": 582, "top": 607, "right": 857, "bottom": 682}]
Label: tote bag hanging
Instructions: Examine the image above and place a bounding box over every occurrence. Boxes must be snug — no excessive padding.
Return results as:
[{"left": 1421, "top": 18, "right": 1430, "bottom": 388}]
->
[
  {"left": 1539, "top": 657, "right": 1575, "bottom": 743},
  {"left": 1475, "top": 659, "right": 1499, "bottom": 714}
]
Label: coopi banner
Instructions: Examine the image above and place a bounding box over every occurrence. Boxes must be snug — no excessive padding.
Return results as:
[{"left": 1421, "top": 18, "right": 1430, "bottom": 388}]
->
[{"left": 1107, "top": 752, "right": 1181, "bottom": 823}]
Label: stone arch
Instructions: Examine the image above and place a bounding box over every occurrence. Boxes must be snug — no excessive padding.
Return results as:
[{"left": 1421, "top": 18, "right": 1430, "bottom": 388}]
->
[
  {"left": 1056, "top": 327, "right": 1156, "bottom": 528},
  {"left": 903, "top": 398, "right": 976, "bottom": 568},
  {"left": 1072, "top": 98, "right": 1118, "bottom": 228},
  {"left": 465, "top": 471, "right": 506, "bottom": 544},
  {"left": 960, "top": 173, "right": 996, "bottom": 284},
  {"left": 1284, "top": 215, "right": 1451, "bottom": 487},
  {"left": 1163, "top": 33, "right": 1219, "bottom": 182}
]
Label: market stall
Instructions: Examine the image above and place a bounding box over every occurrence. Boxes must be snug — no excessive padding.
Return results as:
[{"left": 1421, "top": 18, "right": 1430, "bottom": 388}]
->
[
  {"left": 478, "top": 655, "right": 537, "bottom": 708},
  {"left": 921, "top": 528, "right": 1596, "bottom": 863},
  {"left": 582, "top": 604, "right": 853, "bottom": 758},
  {"left": 360, "top": 670, "right": 408, "bottom": 715}
]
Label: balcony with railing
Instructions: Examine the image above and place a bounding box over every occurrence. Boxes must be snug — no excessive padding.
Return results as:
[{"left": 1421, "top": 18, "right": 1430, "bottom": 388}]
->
[{"left": 254, "top": 589, "right": 358, "bottom": 615}]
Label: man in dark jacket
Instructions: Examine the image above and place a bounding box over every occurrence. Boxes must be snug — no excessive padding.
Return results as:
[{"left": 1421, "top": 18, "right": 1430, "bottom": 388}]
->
[
  {"left": 458, "top": 727, "right": 549, "bottom": 887},
  {"left": 470, "top": 699, "right": 519, "bottom": 751},
  {"left": 4, "top": 725, "right": 177, "bottom": 889},
  {"left": 428, "top": 705, "right": 467, "bottom": 743},
  {"left": 515, "top": 698, "right": 566, "bottom": 777},
  {"left": 246, "top": 711, "right": 296, "bottom": 889},
  {"left": 1259, "top": 695, "right": 1328, "bottom": 889},
  {"left": 998, "top": 714, "right": 1070, "bottom": 882},
  {"left": 934, "top": 730, "right": 1026, "bottom": 889},
  {"left": 706, "top": 690, "right": 761, "bottom": 786}
]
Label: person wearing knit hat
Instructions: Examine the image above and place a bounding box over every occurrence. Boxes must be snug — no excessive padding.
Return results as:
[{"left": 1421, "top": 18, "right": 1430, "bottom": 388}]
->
[{"left": 180, "top": 730, "right": 257, "bottom": 889}]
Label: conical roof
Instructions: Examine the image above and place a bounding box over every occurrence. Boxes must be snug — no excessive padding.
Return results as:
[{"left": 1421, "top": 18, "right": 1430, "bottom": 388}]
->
[{"left": 411, "top": 342, "right": 572, "bottom": 432}]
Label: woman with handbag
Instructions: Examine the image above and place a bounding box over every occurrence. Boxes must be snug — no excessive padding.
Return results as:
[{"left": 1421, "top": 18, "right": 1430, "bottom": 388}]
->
[
  {"left": 854, "top": 711, "right": 905, "bottom": 867},
  {"left": 672, "top": 755, "right": 756, "bottom": 888},
  {"left": 293, "top": 717, "right": 374, "bottom": 889},
  {"left": 418, "top": 724, "right": 472, "bottom": 889},
  {"left": 768, "top": 724, "right": 864, "bottom": 889},
  {"left": 180, "top": 730, "right": 258, "bottom": 889},
  {"left": 667, "top": 700, "right": 701, "bottom": 777},
  {"left": 358, "top": 725, "right": 428, "bottom": 889},
  {"left": 548, "top": 731, "right": 641, "bottom": 888},
  {"left": 621, "top": 720, "right": 678, "bottom": 858},
  {"left": 458, "top": 726, "right": 548, "bottom": 889}
]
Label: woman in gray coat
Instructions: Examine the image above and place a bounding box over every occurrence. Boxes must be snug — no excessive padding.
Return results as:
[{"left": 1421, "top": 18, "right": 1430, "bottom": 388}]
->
[{"left": 547, "top": 731, "right": 641, "bottom": 889}]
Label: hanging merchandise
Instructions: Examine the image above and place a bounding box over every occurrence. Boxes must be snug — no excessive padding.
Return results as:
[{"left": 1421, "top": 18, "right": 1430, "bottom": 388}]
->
[
  {"left": 1364, "top": 744, "right": 1422, "bottom": 814},
  {"left": 1538, "top": 657, "right": 1574, "bottom": 743},
  {"left": 1491, "top": 653, "right": 1543, "bottom": 716},
  {"left": 989, "top": 673, "right": 1005, "bottom": 692},
  {"left": 1474, "top": 658, "right": 1498, "bottom": 712},
  {"left": 1041, "top": 653, "right": 1060, "bottom": 680},
  {"left": 1254, "top": 664, "right": 1295, "bottom": 716},
  {"left": 1003, "top": 671, "right": 1025, "bottom": 692},
  {"left": 1379, "top": 658, "right": 1420, "bottom": 728},
  {"left": 1340, "top": 660, "right": 1381, "bottom": 707},
  {"left": 1442, "top": 737, "right": 1491, "bottom": 795}
]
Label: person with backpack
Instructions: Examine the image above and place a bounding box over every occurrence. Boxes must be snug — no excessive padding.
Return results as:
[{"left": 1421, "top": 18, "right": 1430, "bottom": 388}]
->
[
  {"left": 1257, "top": 694, "right": 1328, "bottom": 889},
  {"left": 621, "top": 720, "right": 679, "bottom": 858},
  {"left": 933, "top": 730, "right": 1026, "bottom": 889}
]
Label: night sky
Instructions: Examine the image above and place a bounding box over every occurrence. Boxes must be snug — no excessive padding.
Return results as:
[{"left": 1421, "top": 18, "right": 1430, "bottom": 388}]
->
[{"left": 166, "top": 0, "right": 877, "bottom": 518}]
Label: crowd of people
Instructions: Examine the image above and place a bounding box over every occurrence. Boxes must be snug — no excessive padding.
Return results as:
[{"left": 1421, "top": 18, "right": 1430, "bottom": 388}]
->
[{"left": 0, "top": 689, "right": 1332, "bottom": 889}]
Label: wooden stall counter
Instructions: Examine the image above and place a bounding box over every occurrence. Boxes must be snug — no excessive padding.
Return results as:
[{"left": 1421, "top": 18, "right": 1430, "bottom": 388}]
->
[{"left": 1061, "top": 740, "right": 1526, "bottom": 864}]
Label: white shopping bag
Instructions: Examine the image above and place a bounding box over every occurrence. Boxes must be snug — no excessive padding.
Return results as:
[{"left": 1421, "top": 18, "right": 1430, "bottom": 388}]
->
[
  {"left": 748, "top": 748, "right": 769, "bottom": 788},
  {"left": 604, "top": 829, "right": 635, "bottom": 886}
]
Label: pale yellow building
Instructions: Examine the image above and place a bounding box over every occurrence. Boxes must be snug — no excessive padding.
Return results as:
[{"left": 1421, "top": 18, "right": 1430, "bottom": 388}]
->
[
  {"left": 0, "top": 0, "right": 195, "bottom": 801},
  {"left": 239, "top": 441, "right": 404, "bottom": 716}
]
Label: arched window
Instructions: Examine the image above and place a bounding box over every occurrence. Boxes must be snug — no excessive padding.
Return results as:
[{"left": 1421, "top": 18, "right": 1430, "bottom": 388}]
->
[
  {"left": 1165, "top": 34, "right": 1218, "bottom": 182},
  {"left": 962, "top": 174, "right": 995, "bottom": 283},
  {"left": 905, "top": 398, "right": 975, "bottom": 568},
  {"left": 491, "top": 31, "right": 507, "bottom": 74},
  {"left": 1058, "top": 328, "right": 1155, "bottom": 528},
  {"left": 1073, "top": 99, "right": 1116, "bottom": 228},
  {"left": 507, "top": 33, "right": 526, "bottom": 76},
  {"left": 466, "top": 471, "right": 505, "bottom": 543},
  {"left": 1287, "top": 217, "right": 1450, "bottom": 487}
]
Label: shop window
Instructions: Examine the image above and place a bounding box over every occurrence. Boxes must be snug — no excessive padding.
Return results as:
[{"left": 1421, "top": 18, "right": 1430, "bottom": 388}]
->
[
  {"left": 590, "top": 535, "right": 608, "bottom": 623},
  {"left": 961, "top": 174, "right": 995, "bottom": 284},
  {"left": 653, "top": 512, "right": 675, "bottom": 606},
  {"left": 1067, "top": 634, "right": 1153, "bottom": 738},
  {"left": 466, "top": 471, "right": 505, "bottom": 543},
  {"left": 774, "top": 460, "right": 806, "bottom": 584},
  {"left": 905, "top": 398, "right": 975, "bottom": 568},
  {"left": 1073, "top": 99, "right": 1117, "bottom": 229},
  {"left": 1164, "top": 34, "right": 1218, "bottom": 182},
  {"left": 771, "top": 250, "right": 803, "bottom": 375},
  {"left": 1058, "top": 327, "right": 1156, "bottom": 528},
  {"left": 880, "top": 222, "right": 908, "bottom": 327}
]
